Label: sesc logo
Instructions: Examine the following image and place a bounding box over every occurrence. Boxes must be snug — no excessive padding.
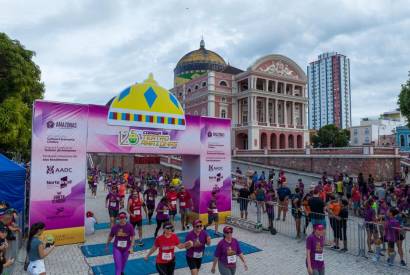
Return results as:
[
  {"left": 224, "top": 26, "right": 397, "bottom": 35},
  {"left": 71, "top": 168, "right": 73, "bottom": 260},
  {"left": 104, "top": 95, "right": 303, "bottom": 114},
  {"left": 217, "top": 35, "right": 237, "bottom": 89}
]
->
[{"left": 46, "top": 165, "right": 72, "bottom": 174}]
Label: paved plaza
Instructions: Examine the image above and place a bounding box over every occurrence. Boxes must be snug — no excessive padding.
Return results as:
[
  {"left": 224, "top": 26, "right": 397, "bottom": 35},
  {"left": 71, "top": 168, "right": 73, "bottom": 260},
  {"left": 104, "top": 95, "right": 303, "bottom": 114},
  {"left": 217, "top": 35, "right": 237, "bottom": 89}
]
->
[{"left": 11, "top": 181, "right": 410, "bottom": 275}]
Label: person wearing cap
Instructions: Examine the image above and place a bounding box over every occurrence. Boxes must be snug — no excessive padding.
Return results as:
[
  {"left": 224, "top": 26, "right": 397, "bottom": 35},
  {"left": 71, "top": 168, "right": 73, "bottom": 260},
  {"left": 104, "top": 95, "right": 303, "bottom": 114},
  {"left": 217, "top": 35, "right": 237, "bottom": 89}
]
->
[
  {"left": 144, "top": 183, "right": 158, "bottom": 224},
  {"left": 166, "top": 186, "right": 178, "bottom": 224},
  {"left": 144, "top": 222, "right": 191, "bottom": 275},
  {"left": 211, "top": 226, "right": 247, "bottom": 275},
  {"left": 306, "top": 224, "right": 325, "bottom": 275},
  {"left": 106, "top": 212, "right": 135, "bottom": 275},
  {"left": 185, "top": 219, "right": 211, "bottom": 275},
  {"left": 155, "top": 197, "right": 171, "bottom": 238},
  {"left": 205, "top": 191, "right": 220, "bottom": 236},
  {"left": 178, "top": 186, "right": 193, "bottom": 230},
  {"left": 106, "top": 187, "right": 121, "bottom": 228},
  {"left": 127, "top": 189, "right": 147, "bottom": 246},
  {"left": 85, "top": 211, "right": 97, "bottom": 236}
]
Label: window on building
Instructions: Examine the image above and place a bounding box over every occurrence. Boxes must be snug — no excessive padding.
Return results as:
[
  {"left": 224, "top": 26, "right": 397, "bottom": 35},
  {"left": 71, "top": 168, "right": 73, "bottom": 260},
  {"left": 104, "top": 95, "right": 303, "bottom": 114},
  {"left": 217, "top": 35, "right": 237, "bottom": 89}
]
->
[
  {"left": 400, "top": 135, "right": 405, "bottom": 147},
  {"left": 353, "top": 129, "right": 358, "bottom": 135},
  {"left": 187, "top": 88, "right": 191, "bottom": 93},
  {"left": 202, "top": 81, "right": 207, "bottom": 87},
  {"left": 221, "top": 97, "right": 226, "bottom": 102},
  {"left": 354, "top": 138, "right": 358, "bottom": 144},
  {"left": 408, "top": 135, "right": 410, "bottom": 147},
  {"left": 195, "top": 85, "right": 199, "bottom": 90},
  {"left": 221, "top": 109, "right": 226, "bottom": 118},
  {"left": 364, "top": 128, "right": 369, "bottom": 135},
  {"left": 219, "top": 80, "right": 228, "bottom": 87},
  {"left": 179, "top": 92, "right": 183, "bottom": 97}
]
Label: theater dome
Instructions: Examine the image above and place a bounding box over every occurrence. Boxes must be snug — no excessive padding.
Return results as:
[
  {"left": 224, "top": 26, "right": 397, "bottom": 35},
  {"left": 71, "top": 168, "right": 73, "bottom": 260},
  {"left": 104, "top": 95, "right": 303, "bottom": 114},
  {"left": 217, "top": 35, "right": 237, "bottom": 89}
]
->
[
  {"left": 107, "top": 73, "right": 186, "bottom": 130},
  {"left": 174, "top": 38, "right": 226, "bottom": 86}
]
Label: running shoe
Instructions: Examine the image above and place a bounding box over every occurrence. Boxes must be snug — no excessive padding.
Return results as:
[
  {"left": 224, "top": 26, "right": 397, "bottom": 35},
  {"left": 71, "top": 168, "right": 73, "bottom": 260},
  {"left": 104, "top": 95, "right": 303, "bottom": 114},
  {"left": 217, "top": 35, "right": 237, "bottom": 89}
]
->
[
  {"left": 340, "top": 248, "right": 348, "bottom": 252},
  {"left": 400, "top": 260, "right": 406, "bottom": 266}
]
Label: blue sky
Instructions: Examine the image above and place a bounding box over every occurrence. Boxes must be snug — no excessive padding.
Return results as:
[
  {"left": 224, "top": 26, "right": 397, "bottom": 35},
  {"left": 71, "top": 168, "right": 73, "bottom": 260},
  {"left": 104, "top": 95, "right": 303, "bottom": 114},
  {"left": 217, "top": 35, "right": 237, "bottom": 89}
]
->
[{"left": 1, "top": 0, "right": 409, "bottom": 125}]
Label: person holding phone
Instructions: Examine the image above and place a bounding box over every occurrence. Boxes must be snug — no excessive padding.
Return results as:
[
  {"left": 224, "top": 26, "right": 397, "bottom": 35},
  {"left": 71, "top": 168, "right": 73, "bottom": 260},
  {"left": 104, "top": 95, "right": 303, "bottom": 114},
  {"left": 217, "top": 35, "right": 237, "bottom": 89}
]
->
[{"left": 26, "top": 222, "right": 55, "bottom": 275}]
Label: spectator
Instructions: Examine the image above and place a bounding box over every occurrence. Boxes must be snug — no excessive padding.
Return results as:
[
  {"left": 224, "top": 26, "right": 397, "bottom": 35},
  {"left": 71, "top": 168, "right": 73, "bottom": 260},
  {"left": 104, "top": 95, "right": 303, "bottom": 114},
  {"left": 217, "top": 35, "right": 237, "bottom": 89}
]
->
[
  {"left": 265, "top": 188, "right": 277, "bottom": 231},
  {"left": 235, "top": 167, "right": 242, "bottom": 175},
  {"left": 27, "top": 222, "right": 55, "bottom": 274},
  {"left": 363, "top": 199, "right": 377, "bottom": 253},
  {"left": 238, "top": 183, "right": 251, "bottom": 219},
  {"left": 291, "top": 188, "right": 303, "bottom": 239},
  {"left": 85, "top": 211, "right": 97, "bottom": 236},
  {"left": 276, "top": 181, "right": 291, "bottom": 221},
  {"left": 339, "top": 199, "right": 349, "bottom": 252},
  {"left": 327, "top": 195, "right": 341, "bottom": 249},
  {"left": 259, "top": 171, "right": 266, "bottom": 181},
  {"left": 308, "top": 190, "right": 326, "bottom": 227}
]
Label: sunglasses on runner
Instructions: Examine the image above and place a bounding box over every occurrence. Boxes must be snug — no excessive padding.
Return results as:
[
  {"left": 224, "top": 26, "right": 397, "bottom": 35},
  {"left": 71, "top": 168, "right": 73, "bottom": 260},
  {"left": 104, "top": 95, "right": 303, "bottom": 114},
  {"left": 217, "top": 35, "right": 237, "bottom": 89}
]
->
[
  {"left": 164, "top": 226, "right": 174, "bottom": 230},
  {"left": 195, "top": 224, "right": 203, "bottom": 228}
]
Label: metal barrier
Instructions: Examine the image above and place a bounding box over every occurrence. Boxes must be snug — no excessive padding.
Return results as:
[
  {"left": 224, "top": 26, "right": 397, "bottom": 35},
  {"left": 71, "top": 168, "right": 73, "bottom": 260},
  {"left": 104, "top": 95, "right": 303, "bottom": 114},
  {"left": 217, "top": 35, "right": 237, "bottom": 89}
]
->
[{"left": 230, "top": 197, "right": 410, "bottom": 270}]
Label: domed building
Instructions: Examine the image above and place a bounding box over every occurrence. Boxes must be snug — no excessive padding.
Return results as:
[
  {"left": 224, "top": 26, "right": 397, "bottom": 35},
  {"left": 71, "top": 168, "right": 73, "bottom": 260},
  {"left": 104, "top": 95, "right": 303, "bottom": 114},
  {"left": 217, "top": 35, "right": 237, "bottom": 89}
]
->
[{"left": 174, "top": 39, "right": 227, "bottom": 86}]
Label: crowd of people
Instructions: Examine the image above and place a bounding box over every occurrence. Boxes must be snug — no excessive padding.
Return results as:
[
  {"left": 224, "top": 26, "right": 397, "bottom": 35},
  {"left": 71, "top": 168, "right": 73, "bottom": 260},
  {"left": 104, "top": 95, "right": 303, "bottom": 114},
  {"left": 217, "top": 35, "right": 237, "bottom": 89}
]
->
[
  {"left": 86, "top": 167, "right": 242, "bottom": 275},
  {"left": 234, "top": 167, "right": 410, "bottom": 271}
]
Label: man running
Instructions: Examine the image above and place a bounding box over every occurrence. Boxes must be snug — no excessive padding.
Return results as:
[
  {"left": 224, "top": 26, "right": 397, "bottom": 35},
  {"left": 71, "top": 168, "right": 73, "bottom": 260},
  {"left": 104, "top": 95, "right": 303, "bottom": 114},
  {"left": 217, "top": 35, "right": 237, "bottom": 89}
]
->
[
  {"left": 306, "top": 224, "right": 325, "bottom": 275},
  {"left": 205, "top": 191, "right": 219, "bottom": 236},
  {"left": 127, "top": 189, "right": 148, "bottom": 246},
  {"left": 166, "top": 186, "right": 178, "bottom": 224},
  {"left": 154, "top": 197, "right": 170, "bottom": 238},
  {"left": 105, "top": 212, "right": 135, "bottom": 275},
  {"left": 178, "top": 186, "right": 193, "bottom": 230},
  {"left": 144, "top": 183, "right": 158, "bottom": 224},
  {"left": 185, "top": 219, "right": 211, "bottom": 275},
  {"left": 106, "top": 187, "right": 121, "bottom": 228}
]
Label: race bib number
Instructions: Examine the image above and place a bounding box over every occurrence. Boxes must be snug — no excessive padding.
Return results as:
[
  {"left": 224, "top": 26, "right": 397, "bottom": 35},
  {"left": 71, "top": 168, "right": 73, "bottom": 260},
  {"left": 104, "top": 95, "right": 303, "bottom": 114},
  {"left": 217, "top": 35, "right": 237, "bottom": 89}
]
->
[
  {"left": 315, "top": 253, "right": 324, "bottom": 261},
  {"left": 193, "top": 251, "right": 203, "bottom": 258},
  {"left": 117, "top": 240, "right": 127, "bottom": 248},
  {"left": 133, "top": 210, "right": 141, "bottom": 215},
  {"left": 180, "top": 202, "right": 186, "bottom": 207},
  {"left": 148, "top": 196, "right": 154, "bottom": 201},
  {"left": 213, "top": 209, "right": 218, "bottom": 214},
  {"left": 171, "top": 201, "right": 177, "bottom": 205},
  {"left": 163, "top": 210, "right": 169, "bottom": 215},
  {"left": 227, "top": 255, "right": 237, "bottom": 264},
  {"left": 161, "top": 252, "right": 172, "bottom": 261},
  {"left": 110, "top": 202, "right": 117, "bottom": 207}
]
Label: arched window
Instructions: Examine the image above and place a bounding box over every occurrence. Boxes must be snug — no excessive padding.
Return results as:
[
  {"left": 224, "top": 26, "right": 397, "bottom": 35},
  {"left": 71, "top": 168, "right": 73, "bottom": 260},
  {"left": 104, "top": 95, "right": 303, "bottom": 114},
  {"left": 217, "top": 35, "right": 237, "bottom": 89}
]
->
[
  {"left": 195, "top": 85, "right": 199, "bottom": 90},
  {"left": 400, "top": 135, "right": 405, "bottom": 147},
  {"left": 202, "top": 81, "right": 207, "bottom": 87},
  {"left": 201, "top": 108, "right": 207, "bottom": 116},
  {"left": 187, "top": 88, "right": 191, "bottom": 93},
  {"left": 221, "top": 109, "right": 226, "bottom": 118},
  {"left": 219, "top": 80, "right": 228, "bottom": 87},
  {"left": 221, "top": 97, "right": 226, "bottom": 102}
]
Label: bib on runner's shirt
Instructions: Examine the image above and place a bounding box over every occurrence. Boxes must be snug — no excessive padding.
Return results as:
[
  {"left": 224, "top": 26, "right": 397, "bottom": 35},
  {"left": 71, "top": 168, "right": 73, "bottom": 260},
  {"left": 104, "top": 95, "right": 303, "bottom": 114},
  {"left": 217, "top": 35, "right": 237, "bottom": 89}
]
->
[
  {"left": 212, "top": 209, "right": 218, "bottom": 214},
  {"left": 163, "top": 210, "right": 169, "bottom": 215},
  {"left": 133, "top": 210, "right": 141, "bottom": 215},
  {"left": 193, "top": 251, "right": 203, "bottom": 258},
  {"left": 180, "top": 202, "right": 186, "bottom": 206},
  {"left": 117, "top": 240, "right": 127, "bottom": 248},
  {"left": 110, "top": 202, "right": 117, "bottom": 207},
  {"left": 171, "top": 201, "right": 177, "bottom": 205},
  {"left": 227, "top": 255, "right": 237, "bottom": 264},
  {"left": 148, "top": 196, "right": 153, "bottom": 201},
  {"left": 161, "top": 252, "right": 172, "bottom": 261},
  {"left": 315, "top": 253, "right": 324, "bottom": 261}
]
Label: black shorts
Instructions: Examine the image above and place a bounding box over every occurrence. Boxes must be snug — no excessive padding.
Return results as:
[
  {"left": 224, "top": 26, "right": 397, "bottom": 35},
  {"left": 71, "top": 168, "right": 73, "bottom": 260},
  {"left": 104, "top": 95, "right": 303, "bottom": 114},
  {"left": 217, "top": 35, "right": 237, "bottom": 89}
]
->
[
  {"left": 169, "top": 210, "right": 177, "bottom": 216},
  {"left": 399, "top": 233, "right": 405, "bottom": 241},
  {"left": 108, "top": 209, "right": 119, "bottom": 218},
  {"left": 186, "top": 256, "right": 202, "bottom": 270},
  {"left": 208, "top": 214, "right": 219, "bottom": 224},
  {"left": 147, "top": 204, "right": 155, "bottom": 211},
  {"left": 365, "top": 223, "right": 377, "bottom": 232},
  {"left": 388, "top": 241, "right": 395, "bottom": 249},
  {"left": 131, "top": 220, "right": 142, "bottom": 228}
]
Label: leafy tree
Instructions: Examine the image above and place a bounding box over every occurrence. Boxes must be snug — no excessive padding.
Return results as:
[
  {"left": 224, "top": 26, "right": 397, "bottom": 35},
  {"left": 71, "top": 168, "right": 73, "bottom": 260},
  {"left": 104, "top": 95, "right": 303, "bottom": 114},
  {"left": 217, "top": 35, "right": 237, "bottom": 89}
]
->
[
  {"left": 0, "top": 33, "right": 44, "bottom": 160},
  {"left": 312, "top": 124, "right": 350, "bottom": 148},
  {"left": 398, "top": 71, "right": 410, "bottom": 127}
]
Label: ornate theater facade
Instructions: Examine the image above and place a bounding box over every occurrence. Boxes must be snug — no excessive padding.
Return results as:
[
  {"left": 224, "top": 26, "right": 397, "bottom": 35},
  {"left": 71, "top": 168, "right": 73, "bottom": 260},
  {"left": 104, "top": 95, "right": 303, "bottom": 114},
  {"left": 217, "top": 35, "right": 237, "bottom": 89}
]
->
[{"left": 171, "top": 39, "right": 308, "bottom": 150}]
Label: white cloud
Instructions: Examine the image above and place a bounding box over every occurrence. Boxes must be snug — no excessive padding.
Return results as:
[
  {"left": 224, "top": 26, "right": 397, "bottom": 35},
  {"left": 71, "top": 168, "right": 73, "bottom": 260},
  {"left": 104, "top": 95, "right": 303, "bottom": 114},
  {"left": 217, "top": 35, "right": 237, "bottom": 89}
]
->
[{"left": 1, "top": 0, "right": 409, "bottom": 125}]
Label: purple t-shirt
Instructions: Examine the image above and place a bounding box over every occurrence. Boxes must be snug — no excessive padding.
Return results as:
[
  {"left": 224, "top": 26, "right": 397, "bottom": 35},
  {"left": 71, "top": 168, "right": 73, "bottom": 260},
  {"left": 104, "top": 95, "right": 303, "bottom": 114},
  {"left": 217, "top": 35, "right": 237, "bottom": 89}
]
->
[
  {"left": 214, "top": 238, "right": 242, "bottom": 268},
  {"left": 306, "top": 233, "right": 325, "bottom": 270},
  {"left": 106, "top": 193, "right": 120, "bottom": 210},
  {"left": 110, "top": 223, "right": 135, "bottom": 250},
  {"left": 156, "top": 201, "right": 170, "bottom": 221},
  {"left": 185, "top": 230, "right": 209, "bottom": 258},
  {"left": 144, "top": 188, "right": 158, "bottom": 206},
  {"left": 384, "top": 217, "right": 400, "bottom": 242},
  {"left": 208, "top": 199, "right": 218, "bottom": 215},
  {"left": 364, "top": 207, "right": 375, "bottom": 222}
]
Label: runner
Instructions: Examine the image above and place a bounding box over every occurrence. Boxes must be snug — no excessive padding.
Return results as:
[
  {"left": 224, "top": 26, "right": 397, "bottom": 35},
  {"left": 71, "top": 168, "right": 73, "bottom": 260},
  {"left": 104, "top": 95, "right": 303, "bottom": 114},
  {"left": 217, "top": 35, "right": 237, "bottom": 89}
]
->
[
  {"left": 185, "top": 219, "right": 211, "bottom": 275},
  {"left": 178, "top": 185, "right": 193, "bottom": 230},
  {"left": 105, "top": 212, "right": 135, "bottom": 275},
  {"left": 306, "top": 224, "right": 325, "bottom": 275},
  {"left": 205, "top": 191, "right": 219, "bottom": 236},
  {"left": 154, "top": 197, "right": 170, "bottom": 238},
  {"left": 144, "top": 222, "right": 191, "bottom": 275},
  {"left": 91, "top": 174, "right": 98, "bottom": 198},
  {"left": 211, "top": 226, "right": 248, "bottom": 275},
  {"left": 106, "top": 186, "right": 121, "bottom": 228},
  {"left": 144, "top": 183, "right": 158, "bottom": 224},
  {"left": 166, "top": 186, "right": 178, "bottom": 224},
  {"left": 118, "top": 179, "right": 127, "bottom": 209},
  {"left": 127, "top": 189, "right": 147, "bottom": 246}
]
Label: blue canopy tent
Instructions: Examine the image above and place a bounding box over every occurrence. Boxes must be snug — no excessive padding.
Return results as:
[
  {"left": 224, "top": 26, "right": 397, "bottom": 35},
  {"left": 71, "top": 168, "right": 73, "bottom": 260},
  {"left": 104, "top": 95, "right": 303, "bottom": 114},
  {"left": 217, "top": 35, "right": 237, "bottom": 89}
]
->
[{"left": 0, "top": 154, "right": 25, "bottom": 214}]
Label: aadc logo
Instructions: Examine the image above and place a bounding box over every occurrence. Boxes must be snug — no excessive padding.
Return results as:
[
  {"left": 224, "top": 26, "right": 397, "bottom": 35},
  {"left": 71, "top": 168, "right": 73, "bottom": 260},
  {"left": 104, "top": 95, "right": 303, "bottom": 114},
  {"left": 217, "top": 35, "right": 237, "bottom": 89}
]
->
[{"left": 46, "top": 165, "right": 73, "bottom": 174}]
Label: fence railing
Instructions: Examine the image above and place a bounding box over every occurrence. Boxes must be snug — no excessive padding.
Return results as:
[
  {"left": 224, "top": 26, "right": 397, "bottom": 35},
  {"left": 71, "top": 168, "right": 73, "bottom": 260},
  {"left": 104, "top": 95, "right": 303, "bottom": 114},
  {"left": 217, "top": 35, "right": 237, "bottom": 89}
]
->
[{"left": 230, "top": 197, "right": 409, "bottom": 270}]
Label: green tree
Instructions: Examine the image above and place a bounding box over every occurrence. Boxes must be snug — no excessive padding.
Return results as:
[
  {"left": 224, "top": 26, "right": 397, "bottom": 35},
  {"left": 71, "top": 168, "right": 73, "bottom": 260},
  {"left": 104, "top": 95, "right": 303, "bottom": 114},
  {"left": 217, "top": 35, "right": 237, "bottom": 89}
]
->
[
  {"left": 0, "top": 33, "right": 44, "bottom": 160},
  {"left": 398, "top": 71, "right": 410, "bottom": 127},
  {"left": 312, "top": 124, "right": 350, "bottom": 148}
]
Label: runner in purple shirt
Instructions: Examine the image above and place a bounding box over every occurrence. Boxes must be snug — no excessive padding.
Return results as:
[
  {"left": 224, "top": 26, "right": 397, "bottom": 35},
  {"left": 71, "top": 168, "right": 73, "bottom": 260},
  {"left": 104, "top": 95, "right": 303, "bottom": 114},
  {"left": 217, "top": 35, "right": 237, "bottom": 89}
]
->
[
  {"left": 205, "top": 192, "right": 219, "bottom": 236},
  {"left": 154, "top": 197, "right": 170, "bottom": 238},
  {"left": 384, "top": 208, "right": 401, "bottom": 266},
  {"left": 185, "top": 219, "right": 211, "bottom": 275},
  {"left": 211, "top": 226, "right": 247, "bottom": 275},
  {"left": 144, "top": 184, "right": 158, "bottom": 224},
  {"left": 306, "top": 224, "right": 325, "bottom": 275},
  {"left": 105, "top": 212, "right": 135, "bottom": 275},
  {"left": 106, "top": 187, "right": 121, "bottom": 228}
]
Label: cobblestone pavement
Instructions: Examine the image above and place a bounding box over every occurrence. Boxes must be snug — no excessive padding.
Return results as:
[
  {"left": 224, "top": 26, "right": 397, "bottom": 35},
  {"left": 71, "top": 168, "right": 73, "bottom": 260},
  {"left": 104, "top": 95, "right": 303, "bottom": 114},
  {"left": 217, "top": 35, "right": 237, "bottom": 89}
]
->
[{"left": 11, "top": 179, "right": 409, "bottom": 275}]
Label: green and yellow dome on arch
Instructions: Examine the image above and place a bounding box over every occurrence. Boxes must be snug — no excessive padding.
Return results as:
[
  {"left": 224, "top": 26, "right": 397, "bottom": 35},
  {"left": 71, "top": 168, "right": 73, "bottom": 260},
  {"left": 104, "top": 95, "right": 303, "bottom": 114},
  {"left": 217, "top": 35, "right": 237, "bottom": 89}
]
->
[{"left": 107, "top": 74, "right": 186, "bottom": 130}]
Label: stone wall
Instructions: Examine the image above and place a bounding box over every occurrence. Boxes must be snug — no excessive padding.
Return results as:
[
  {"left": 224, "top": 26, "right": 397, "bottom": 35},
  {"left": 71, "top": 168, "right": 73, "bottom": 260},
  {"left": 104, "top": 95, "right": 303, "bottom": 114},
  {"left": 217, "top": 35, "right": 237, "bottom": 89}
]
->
[{"left": 234, "top": 155, "right": 401, "bottom": 181}]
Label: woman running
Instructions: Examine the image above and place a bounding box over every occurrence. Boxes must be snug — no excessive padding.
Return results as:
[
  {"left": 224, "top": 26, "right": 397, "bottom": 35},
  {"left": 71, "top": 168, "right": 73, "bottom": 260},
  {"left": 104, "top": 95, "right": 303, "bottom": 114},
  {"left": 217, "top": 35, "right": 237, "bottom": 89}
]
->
[
  {"left": 211, "top": 226, "right": 248, "bottom": 275},
  {"left": 144, "top": 222, "right": 191, "bottom": 275},
  {"left": 105, "top": 212, "right": 135, "bottom": 275},
  {"left": 154, "top": 197, "right": 170, "bottom": 238},
  {"left": 144, "top": 183, "right": 158, "bottom": 224},
  {"left": 106, "top": 186, "right": 121, "bottom": 228},
  {"left": 26, "top": 222, "right": 55, "bottom": 275},
  {"left": 205, "top": 191, "right": 219, "bottom": 236},
  {"left": 127, "top": 189, "right": 147, "bottom": 246},
  {"left": 185, "top": 219, "right": 211, "bottom": 275}
]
